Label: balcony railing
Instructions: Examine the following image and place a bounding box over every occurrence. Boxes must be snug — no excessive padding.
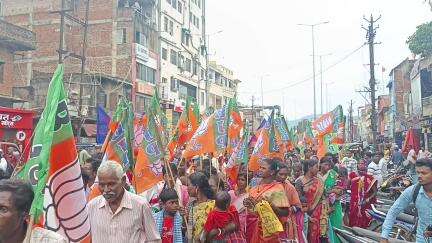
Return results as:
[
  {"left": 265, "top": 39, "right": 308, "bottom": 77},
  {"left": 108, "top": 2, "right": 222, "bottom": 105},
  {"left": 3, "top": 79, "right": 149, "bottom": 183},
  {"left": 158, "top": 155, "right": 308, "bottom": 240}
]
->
[{"left": 0, "top": 19, "right": 36, "bottom": 51}]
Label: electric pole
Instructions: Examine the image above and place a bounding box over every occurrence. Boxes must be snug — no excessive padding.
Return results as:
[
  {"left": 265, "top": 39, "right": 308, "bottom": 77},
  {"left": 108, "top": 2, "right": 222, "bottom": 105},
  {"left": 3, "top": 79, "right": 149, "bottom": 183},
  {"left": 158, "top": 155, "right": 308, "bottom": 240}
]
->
[
  {"left": 363, "top": 14, "right": 381, "bottom": 150},
  {"left": 251, "top": 95, "right": 256, "bottom": 131},
  {"left": 54, "top": 0, "right": 91, "bottom": 142},
  {"left": 349, "top": 100, "right": 354, "bottom": 142}
]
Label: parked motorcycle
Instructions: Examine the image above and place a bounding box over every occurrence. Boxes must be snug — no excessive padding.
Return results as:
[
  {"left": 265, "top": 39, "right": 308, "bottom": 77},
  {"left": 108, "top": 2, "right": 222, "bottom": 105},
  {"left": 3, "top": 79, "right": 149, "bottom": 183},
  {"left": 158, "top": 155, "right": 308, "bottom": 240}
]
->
[
  {"left": 367, "top": 204, "right": 416, "bottom": 242},
  {"left": 334, "top": 226, "right": 412, "bottom": 243}
]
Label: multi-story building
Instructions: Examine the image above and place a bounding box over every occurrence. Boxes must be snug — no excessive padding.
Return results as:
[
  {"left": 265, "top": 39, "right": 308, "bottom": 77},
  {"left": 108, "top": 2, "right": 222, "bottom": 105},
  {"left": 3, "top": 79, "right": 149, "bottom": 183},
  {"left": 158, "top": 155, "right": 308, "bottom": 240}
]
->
[
  {"left": 159, "top": 0, "right": 207, "bottom": 130},
  {"left": 1, "top": 0, "right": 159, "bottom": 141},
  {"left": 387, "top": 58, "right": 414, "bottom": 146},
  {"left": 357, "top": 104, "right": 372, "bottom": 144},
  {"left": 410, "top": 56, "right": 432, "bottom": 150},
  {"left": 207, "top": 61, "right": 240, "bottom": 109},
  {"left": 0, "top": 19, "right": 35, "bottom": 108},
  {"left": 377, "top": 94, "right": 390, "bottom": 141}
]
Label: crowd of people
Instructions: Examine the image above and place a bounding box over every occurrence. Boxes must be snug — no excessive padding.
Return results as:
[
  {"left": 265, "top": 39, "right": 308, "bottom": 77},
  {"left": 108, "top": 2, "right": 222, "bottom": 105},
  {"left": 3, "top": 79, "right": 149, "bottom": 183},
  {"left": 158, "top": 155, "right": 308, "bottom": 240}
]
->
[{"left": 1, "top": 144, "right": 432, "bottom": 243}]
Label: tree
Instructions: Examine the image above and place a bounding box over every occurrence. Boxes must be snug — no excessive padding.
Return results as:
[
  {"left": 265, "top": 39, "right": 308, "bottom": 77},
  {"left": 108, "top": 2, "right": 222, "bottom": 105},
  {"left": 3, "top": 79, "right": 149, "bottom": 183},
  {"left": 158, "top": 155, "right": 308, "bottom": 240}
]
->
[{"left": 406, "top": 21, "right": 432, "bottom": 57}]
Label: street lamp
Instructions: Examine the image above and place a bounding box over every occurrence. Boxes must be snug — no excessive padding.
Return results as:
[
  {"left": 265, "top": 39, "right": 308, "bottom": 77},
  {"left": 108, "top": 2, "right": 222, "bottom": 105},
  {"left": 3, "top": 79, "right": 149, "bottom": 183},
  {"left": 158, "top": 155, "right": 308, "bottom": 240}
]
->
[{"left": 298, "top": 21, "right": 329, "bottom": 119}]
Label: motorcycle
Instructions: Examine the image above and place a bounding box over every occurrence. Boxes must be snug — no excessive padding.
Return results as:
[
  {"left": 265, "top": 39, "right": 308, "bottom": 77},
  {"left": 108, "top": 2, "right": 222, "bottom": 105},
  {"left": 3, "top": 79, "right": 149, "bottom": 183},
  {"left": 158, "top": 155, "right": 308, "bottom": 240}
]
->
[
  {"left": 379, "top": 168, "right": 413, "bottom": 200},
  {"left": 334, "top": 226, "right": 411, "bottom": 243},
  {"left": 367, "top": 204, "right": 416, "bottom": 242}
]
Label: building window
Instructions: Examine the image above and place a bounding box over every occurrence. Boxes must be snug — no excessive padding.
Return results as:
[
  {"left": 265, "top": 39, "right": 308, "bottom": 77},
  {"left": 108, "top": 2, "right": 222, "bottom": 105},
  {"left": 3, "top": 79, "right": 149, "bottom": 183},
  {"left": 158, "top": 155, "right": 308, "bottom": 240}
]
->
[
  {"left": 136, "top": 95, "right": 152, "bottom": 114},
  {"left": 137, "top": 63, "right": 156, "bottom": 84},
  {"left": 177, "top": 1, "right": 182, "bottom": 13},
  {"left": 198, "top": 0, "right": 201, "bottom": 8},
  {"left": 181, "top": 29, "right": 190, "bottom": 46},
  {"left": 97, "top": 91, "right": 107, "bottom": 107},
  {"left": 164, "top": 17, "right": 169, "bottom": 32},
  {"left": 201, "top": 92, "right": 205, "bottom": 106},
  {"left": 189, "top": 12, "right": 192, "bottom": 23},
  {"left": 135, "top": 31, "right": 147, "bottom": 46},
  {"left": 171, "top": 0, "right": 177, "bottom": 9},
  {"left": 170, "top": 77, "right": 178, "bottom": 91},
  {"left": 166, "top": 0, "right": 171, "bottom": 4},
  {"left": 200, "top": 68, "right": 205, "bottom": 80},
  {"left": 178, "top": 54, "right": 184, "bottom": 69},
  {"left": 169, "top": 20, "right": 174, "bottom": 35},
  {"left": 185, "top": 58, "right": 191, "bottom": 72},
  {"left": 162, "top": 48, "right": 167, "bottom": 60},
  {"left": 170, "top": 50, "right": 177, "bottom": 65},
  {"left": 116, "top": 28, "right": 127, "bottom": 44},
  {"left": 192, "top": 60, "right": 198, "bottom": 75}
]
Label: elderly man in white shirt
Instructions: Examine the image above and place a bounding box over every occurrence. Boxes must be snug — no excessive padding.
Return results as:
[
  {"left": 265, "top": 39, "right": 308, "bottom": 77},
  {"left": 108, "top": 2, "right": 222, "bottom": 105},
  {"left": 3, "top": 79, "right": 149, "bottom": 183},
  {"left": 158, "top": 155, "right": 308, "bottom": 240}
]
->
[{"left": 87, "top": 160, "right": 161, "bottom": 243}]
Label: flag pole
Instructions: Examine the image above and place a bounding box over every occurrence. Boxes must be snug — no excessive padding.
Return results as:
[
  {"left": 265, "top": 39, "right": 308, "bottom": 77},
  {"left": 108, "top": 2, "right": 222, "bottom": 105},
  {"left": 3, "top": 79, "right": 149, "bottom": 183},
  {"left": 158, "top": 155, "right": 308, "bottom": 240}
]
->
[{"left": 25, "top": 215, "right": 34, "bottom": 243}]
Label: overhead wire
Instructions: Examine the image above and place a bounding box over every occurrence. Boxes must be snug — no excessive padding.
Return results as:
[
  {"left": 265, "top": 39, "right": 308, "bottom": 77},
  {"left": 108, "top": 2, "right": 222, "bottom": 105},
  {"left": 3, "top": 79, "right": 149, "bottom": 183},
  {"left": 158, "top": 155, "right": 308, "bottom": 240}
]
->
[{"left": 237, "top": 43, "right": 366, "bottom": 95}]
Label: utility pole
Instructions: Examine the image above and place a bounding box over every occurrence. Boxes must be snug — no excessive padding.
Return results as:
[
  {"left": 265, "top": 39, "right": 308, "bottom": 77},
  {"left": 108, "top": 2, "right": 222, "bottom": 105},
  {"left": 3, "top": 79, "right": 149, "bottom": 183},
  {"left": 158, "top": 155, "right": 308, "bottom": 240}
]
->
[
  {"left": 363, "top": 14, "right": 381, "bottom": 149},
  {"left": 54, "top": 0, "right": 91, "bottom": 142},
  {"left": 251, "top": 95, "right": 256, "bottom": 131},
  {"left": 349, "top": 100, "right": 354, "bottom": 142},
  {"left": 298, "top": 21, "right": 329, "bottom": 119}
]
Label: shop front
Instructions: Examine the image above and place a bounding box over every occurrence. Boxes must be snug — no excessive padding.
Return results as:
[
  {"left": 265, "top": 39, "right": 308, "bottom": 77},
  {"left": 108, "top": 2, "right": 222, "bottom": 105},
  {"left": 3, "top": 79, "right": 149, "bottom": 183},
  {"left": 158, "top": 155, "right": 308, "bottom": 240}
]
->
[{"left": 0, "top": 107, "right": 34, "bottom": 160}]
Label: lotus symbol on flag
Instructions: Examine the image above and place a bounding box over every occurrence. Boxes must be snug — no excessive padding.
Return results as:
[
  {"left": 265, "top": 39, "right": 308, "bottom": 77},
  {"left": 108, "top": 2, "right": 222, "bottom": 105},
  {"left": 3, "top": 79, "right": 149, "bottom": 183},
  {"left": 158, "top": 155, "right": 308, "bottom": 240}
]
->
[{"left": 43, "top": 158, "right": 90, "bottom": 242}]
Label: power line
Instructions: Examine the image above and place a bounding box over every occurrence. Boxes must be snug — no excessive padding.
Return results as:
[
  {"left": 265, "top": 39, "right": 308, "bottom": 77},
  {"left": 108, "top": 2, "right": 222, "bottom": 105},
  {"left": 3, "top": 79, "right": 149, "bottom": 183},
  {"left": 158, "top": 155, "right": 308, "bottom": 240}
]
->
[{"left": 237, "top": 44, "right": 366, "bottom": 95}]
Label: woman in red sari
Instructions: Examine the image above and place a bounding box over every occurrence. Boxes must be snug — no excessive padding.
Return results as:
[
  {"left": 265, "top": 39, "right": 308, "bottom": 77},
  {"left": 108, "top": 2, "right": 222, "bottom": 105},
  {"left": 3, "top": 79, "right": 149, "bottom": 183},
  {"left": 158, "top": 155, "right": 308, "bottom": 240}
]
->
[
  {"left": 276, "top": 163, "right": 304, "bottom": 243},
  {"left": 243, "top": 158, "right": 290, "bottom": 243},
  {"left": 348, "top": 160, "right": 377, "bottom": 228},
  {"left": 295, "top": 159, "right": 326, "bottom": 243}
]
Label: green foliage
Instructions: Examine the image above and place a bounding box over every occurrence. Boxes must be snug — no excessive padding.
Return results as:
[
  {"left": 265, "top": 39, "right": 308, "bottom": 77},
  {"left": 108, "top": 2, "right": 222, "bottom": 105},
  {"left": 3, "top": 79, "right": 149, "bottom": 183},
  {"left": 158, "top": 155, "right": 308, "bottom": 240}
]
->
[{"left": 407, "top": 21, "right": 432, "bottom": 57}]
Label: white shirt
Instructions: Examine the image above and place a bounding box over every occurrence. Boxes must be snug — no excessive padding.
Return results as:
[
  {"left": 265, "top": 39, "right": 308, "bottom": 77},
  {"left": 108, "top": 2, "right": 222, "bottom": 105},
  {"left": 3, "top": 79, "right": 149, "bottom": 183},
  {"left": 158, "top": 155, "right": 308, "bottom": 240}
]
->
[
  {"left": 0, "top": 157, "right": 7, "bottom": 172},
  {"left": 368, "top": 160, "right": 384, "bottom": 187}
]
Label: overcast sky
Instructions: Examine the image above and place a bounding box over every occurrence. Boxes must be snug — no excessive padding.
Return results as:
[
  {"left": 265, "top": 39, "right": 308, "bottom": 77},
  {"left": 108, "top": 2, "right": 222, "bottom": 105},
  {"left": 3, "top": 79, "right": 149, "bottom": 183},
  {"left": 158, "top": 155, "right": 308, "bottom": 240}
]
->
[{"left": 206, "top": 0, "right": 431, "bottom": 121}]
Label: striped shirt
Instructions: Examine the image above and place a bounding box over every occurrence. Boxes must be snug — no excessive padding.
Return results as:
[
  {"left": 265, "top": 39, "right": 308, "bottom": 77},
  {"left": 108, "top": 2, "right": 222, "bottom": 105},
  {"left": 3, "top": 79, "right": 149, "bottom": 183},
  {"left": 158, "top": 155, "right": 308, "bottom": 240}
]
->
[{"left": 88, "top": 190, "right": 161, "bottom": 243}]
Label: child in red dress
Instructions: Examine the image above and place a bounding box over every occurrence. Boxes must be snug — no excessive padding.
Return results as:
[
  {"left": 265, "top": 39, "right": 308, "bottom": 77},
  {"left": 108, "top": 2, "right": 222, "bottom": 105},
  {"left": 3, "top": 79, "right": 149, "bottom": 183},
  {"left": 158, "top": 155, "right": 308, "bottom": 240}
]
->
[{"left": 203, "top": 191, "right": 245, "bottom": 243}]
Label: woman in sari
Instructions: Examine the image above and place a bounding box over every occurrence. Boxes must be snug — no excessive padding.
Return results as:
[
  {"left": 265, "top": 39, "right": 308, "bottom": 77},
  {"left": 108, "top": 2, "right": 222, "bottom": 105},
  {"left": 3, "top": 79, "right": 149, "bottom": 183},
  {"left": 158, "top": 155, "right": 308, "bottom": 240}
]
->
[
  {"left": 348, "top": 160, "right": 377, "bottom": 228},
  {"left": 229, "top": 171, "right": 249, "bottom": 234},
  {"left": 243, "top": 158, "right": 290, "bottom": 243},
  {"left": 187, "top": 172, "right": 239, "bottom": 242},
  {"left": 276, "top": 163, "right": 304, "bottom": 243},
  {"left": 295, "top": 159, "right": 327, "bottom": 243},
  {"left": 320, "top": 156, "right": 343, "bottom": 243}
]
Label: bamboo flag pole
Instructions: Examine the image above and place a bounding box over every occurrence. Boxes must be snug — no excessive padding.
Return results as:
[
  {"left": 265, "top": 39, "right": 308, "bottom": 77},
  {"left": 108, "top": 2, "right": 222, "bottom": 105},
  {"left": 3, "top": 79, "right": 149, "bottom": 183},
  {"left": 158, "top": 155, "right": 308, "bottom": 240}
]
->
[{"left": 25, "top": 215, "right": 34, "bottom": 243}]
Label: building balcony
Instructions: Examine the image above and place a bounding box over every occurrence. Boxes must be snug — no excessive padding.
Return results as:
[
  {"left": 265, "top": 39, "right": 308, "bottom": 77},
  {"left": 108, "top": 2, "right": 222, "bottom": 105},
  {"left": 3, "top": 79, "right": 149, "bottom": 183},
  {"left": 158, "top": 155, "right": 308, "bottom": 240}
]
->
[{"left": 0, "top": 19, "right": 36, "bottom": 52}]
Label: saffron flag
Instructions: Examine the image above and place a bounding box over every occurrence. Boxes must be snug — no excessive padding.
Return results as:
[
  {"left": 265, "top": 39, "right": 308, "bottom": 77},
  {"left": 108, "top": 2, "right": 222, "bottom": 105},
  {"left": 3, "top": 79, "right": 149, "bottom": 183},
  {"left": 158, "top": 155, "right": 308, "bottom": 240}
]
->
[
  {"left": 148, "top": 88, "right": 168, "bottom": 146},
  {"left": 312, "top": 105, "right": 345, "bottom": 158},
  {"left": 101, "top": 98, "right": 133, "bottom": 169},
  {"left": 167, "top": 97, "right": 200, "bottom": 159},
  {"left": 227, "top": 99, "right": 244, "bottom": 154},
  {"left": 226, "top": 124, "right": 250, "bottom": 184},
  {"left": 183, "top": 105, "right": 230, "bottom": 159},
  {"left": 16, "top": 65, "right": 90, "bottom": 242},
  {"left": 133, "top": 113, "right": 165, "bottom": 194},
  {"left": 249, "top": 110, "right": 282, "bottom": 172},
  {"left": 96, "top": 105, "right": 110, "bottom": 145}
]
